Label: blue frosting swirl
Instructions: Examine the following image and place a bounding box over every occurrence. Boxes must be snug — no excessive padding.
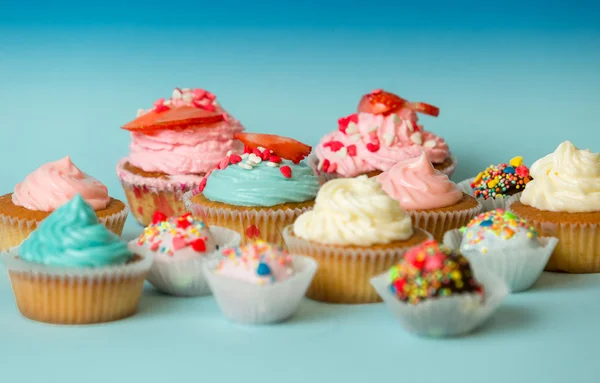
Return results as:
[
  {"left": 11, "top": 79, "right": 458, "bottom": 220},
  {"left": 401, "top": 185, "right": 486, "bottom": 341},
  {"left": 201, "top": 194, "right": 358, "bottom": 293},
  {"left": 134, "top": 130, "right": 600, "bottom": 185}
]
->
[
  {"left": 19, "top": 194, "right": 132, "bottom": 267},
  {"left": 202, "top": 159, "right": 319, "bottom": 207}
]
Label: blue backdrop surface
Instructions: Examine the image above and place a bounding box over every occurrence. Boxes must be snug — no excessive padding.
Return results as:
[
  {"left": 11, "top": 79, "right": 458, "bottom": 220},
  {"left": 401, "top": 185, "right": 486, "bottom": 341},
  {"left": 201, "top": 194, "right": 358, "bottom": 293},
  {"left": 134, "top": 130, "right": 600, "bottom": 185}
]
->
[{"left": 1, "top": 1, "right": 599, "bottom": 381}]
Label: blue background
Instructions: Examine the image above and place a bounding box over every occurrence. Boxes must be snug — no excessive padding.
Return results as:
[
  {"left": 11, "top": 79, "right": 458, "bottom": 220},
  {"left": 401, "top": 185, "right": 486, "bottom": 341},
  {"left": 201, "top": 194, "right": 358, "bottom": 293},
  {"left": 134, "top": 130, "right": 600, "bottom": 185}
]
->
[{"left": 1, "top": 1, "right": 599, "bottom": 381}]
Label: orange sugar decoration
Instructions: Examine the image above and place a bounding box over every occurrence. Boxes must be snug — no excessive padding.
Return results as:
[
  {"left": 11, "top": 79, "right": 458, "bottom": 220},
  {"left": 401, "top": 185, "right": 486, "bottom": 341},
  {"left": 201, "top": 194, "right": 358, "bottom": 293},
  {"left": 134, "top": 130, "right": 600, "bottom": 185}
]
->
[
  {"left": 357, "top": 89, "right": 440, "bottom": 117},
  {"left": 233, "top": 132, "right": 312, "bottom": 164}
]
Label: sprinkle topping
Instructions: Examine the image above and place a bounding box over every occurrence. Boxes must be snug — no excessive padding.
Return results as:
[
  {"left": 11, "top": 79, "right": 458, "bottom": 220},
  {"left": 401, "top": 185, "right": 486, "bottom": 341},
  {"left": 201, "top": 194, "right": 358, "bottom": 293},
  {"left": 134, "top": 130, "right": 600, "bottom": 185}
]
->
[
  {"left": 460, "top": 209, "right": 538, "bottom": 247},
  {"left": 388, "top": 240, "right": 483, "bottom": 305},
  {"left": 217, "top": 240, "right": 295, "bottom": 285},
  {"left": 137, "top": 213, "right": 214, "bottom": 257},
  {"left": 471, "top": 156, "right": 532, "bottom": 200},
  {"left": 137, "top": 87, "right": 219, "bottom": 117}
]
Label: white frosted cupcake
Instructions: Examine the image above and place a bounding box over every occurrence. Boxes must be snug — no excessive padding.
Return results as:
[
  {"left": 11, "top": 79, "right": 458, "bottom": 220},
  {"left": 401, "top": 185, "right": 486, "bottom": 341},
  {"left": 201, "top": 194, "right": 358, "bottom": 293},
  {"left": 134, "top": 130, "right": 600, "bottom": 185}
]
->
[
  {"left": 283, "top": 175, "right": 431, "bottom": 304},
  {"left": 204, "top": 240, "right": 317, "bottom": 324},
  {"left": 131, "top": 212, "right": 241, "bottom": 296},
  {"left": 443, "top": 209, "right": 558, "bottom": 292}
]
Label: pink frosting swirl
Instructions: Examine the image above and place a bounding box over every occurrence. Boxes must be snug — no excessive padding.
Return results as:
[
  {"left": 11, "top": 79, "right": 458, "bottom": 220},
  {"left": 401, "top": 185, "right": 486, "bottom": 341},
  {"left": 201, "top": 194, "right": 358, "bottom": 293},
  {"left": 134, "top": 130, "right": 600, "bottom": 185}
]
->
[
  {"left": 377, "top": 151, "right": 462, "bottom": 210},
  {"left": 12, "top": 156, "right": 110, "bottom": 212},
  {"left": 128, "top": 88, "right": 244, "bottom": 175},
  {"left": 127, "top": 121, "right": 243, "bottom": 175},
  {"left": 315, "top": 109, "right": 449, "bottom": 177}
]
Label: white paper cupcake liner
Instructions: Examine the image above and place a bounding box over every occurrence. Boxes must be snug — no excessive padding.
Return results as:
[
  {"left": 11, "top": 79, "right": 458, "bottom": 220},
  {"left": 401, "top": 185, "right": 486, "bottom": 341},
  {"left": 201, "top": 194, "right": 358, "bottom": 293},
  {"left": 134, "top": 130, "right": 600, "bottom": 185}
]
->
[
  {"left": 504, "top": 194, "right": 600, "bottom": 273},
  {"left": 307, "top": 153, "right": 457, "bottom": 184},
  {"left": 2, "top": 246, "right": 154, "bottom": 324},
  {"left": 183, "top": 190, "right": 313, "bottom": 248},
  {"left": 442, "top": 229, "right": 558, "bottom": 292},
  {"left": 457, "top": 177, "right": 523, "bottom": 212},
  {"left": 408, "top": 197, "right": 482, "bottom": 241},
  {"left": 371, "top": 269, "right": 508, "bottom": 337},
  {"left": 204, "top": 255, "right": 318, "bottom": 324},
  {"left": 116, "top": 158, "right": 202, "bottom": 194},
  {"left": 132, "top": 226, "right": 242, "bottom": 297}
]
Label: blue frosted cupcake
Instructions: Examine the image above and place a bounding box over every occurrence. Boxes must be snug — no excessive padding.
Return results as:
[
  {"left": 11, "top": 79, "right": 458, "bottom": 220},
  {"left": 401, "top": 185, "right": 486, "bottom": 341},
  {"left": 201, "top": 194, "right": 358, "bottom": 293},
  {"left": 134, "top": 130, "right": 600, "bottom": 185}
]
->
[
  {"left": 2, "top": 194, "right": 153, "bottom": 324},
  {"left": 183, "top": 133, "right": 319, "bottom": 247}
]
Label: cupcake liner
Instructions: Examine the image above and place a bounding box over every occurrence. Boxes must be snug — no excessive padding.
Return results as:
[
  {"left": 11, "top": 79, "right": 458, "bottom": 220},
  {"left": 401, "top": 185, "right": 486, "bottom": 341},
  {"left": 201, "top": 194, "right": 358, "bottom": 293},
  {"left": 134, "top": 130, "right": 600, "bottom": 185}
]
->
[
  {"left": 117, "top": 159, "right": 199, "bottom": 226},
  {"left": 0, "top": 205, "right": 129, "bottom": 252},
  {"left": 506, "top": 195, "right": 600, "bottom": 273},
  {"left": 204, "top": 255, "right": 318, "bottom": 324},
  {"left": 183, "top": 191, "right": 313, "bottom": 249},
  {"left": 2, "top": 246, "right": 154, "bottom": 324},
  {"left": 133, "top": 226, "right": 242, "bottom": 297},
  {"left": 307, "top": 153, "right": 458, "bottom": 184},
  {"left": 282, "top": 226, "right": 433, "bottom": 304},
  {"left": 371, "top": 269, "right": 508, "bottom": 337},
  {"left": 442, "top": 229, "right": 558, "bottom": 292},
  {"left": 457, "top": 177, "right": 522, "bottom": 212},
  {"left": 409, "top": 198, "right": 482, "bottom": 242}
]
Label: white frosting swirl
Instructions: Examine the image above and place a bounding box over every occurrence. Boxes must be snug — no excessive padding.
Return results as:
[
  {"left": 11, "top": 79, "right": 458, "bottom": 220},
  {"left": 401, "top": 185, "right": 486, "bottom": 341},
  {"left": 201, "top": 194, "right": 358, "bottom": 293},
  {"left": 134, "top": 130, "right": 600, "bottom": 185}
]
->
[
  {"left": 520, "top": 141, "right": 600, "bottom": 213},
  {"left": 293, "top": 175, "right": 413, "bottom": 246}
]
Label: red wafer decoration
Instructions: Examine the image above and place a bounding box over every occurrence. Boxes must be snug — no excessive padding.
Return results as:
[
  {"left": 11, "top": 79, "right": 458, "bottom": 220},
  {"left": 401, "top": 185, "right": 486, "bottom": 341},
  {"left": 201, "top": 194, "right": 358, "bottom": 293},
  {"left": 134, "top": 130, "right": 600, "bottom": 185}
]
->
[
  {"left": 357, "top": 89, "right": 440, "bottom": 117},
  {"left": 122, "top": 106, "right": 225, "bottom": 133},
  {"left": 234, "top": 133, "right": 312, "bottom": 164}
]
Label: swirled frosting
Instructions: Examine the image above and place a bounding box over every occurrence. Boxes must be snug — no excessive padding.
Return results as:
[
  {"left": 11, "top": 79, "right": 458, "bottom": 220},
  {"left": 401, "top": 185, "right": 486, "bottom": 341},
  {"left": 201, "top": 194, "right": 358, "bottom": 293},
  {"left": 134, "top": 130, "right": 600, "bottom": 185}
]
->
[
  {"left": 12, "top": 156, "right": 110, "bottom": 212},
  {"left": 377, "top": 151, "right": 462, "bottom": 210},
  {"left": 314, "top": 110, "right": 450, "bottom": 177},
  {"left": 127, "top": 88, "right": 244, "bottom": 175},
  {"left": 293, "top": 175, "right": 413, "bottom": 246},
  {"left": 201, "top": 153, "right": 319, "bottom": 207},
  {"left": 19, "top": 195, "right": 132, "bottom": 267},
  {"left": 520, "top": 141, "right": 600, "bottom": 213}
]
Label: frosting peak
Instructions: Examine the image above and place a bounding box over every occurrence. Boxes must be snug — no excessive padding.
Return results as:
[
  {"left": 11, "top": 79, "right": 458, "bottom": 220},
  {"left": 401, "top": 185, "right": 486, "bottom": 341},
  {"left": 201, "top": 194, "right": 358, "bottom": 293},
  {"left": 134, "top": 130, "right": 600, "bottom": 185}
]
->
[
  {"left": 12, "top": 156, "right": 110, "bottom": 212},
  {"left": 293, "top": 175, "right": 413, "bottom": 246},
  {"left": 520, "top": 141, "right": 600, "bottom": 213},
  {"left": 19, "top": 195, "right": 132, "bottom": 267},
  {"left": 377, "top": 152, "right": 462, "bottom": 210}
]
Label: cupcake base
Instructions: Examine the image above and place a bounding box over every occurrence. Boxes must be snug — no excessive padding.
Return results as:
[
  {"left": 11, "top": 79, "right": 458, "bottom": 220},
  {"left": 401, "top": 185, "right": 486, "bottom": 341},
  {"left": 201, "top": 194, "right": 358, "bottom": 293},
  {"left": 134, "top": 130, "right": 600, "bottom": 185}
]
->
[
  {"left": 409, "top": 193, "right": 481, "bottom": 242},
  {"left": 282, "top": 226, "right": 431, "bottom": 304},
  {"left": 0, "top": 194, "right": 128, "bottom": 251},
  {"left": 184, "top": 192, "right": 314, "bottom": 249},
  {"left": 2, "top": 249, "right": 153, "bottom": 325},
  {"left": 508, "top": 199, "right": 600, "bottom": 273}
]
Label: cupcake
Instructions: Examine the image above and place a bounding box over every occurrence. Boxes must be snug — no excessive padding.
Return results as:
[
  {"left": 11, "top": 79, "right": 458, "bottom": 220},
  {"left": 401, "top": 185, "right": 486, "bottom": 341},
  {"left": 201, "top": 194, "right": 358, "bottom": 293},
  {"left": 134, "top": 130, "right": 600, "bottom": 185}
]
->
[
  {"left": 443, "top": 209, "right": 558, "bottom": 292},
  {"left": 204, "top": 240, "right": 318, "bottom": 324},
  {"left": 377, "top": 151, "right": 481, "bottom": 241},
  {"left": 457, "top": 156, "right": 532, "bottom": 212},
  {"left": 117, "top": 87, "right": 244, "bottom": 226},
  {"left": 0, "top": 156, "right": 128, "bottom": 251},
  {"left": 2, "top": 195, "right": 153, "bottom": 324},
  {"left": 507, "top": 141, "right": 600, "bottom": 273},
  {"left": 131, "top": 212, "right": 241, "bottom": 296},
  {"left": 371, "top": 240, "right": 507, "bottom": 337},
  {"left": 282, "top": 175, "right": 432, "bottom": 304},
  {"left": 184, "top": 133, "right": 318, "bottom": 248},
  {"left": 309, "top": 89, "right": 456, "bottom": 183}
]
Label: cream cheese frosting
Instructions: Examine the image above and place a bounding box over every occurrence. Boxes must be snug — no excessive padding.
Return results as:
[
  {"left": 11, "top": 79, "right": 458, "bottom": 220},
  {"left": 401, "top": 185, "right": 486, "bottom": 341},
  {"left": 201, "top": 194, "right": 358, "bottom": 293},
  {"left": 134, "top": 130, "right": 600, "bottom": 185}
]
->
[
  {"left": 293, "top": 175, "right": 413, "bottom": 246},
  {"left": 377, "top": 151, "right": 462, "bottom": 210},
  {"left": 520, "top": 141, "right": 600, "bottom": 213},
  {"left": 12, "top": 156, "right": 110, "bottom": 212}
]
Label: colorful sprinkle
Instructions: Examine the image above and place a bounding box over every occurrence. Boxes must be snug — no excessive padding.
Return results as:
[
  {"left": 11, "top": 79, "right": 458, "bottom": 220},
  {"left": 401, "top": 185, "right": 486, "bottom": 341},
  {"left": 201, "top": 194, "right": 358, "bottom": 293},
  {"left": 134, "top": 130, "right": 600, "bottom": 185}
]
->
[
  {"left": 471, "top": 157, "right": 532, "bottom": 200},
  {"left": 460, "top": 209, "right": 538, "bottom": 247},
  {"left": 388, "top": 240, "right": 483, "bottom": 305},
  {"left": 137, "top": 213, "right": 212, "bottom": 256}
]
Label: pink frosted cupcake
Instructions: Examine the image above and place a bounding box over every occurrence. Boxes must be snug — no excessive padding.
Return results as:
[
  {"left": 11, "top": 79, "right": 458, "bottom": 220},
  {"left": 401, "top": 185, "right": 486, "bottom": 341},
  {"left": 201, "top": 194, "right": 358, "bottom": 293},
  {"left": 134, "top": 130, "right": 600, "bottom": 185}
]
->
[
  {"left": 309, "top": 89, "right": 456, "bottom": 183},
  {"left": 0, "top": 156, "right": 128, "bottom": 251},
  {"left": 117, "top": 87, "right": 244, "bottom": 226},
  {"left": 377, "top": 151, "right": 481, "bottom": 241}
]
